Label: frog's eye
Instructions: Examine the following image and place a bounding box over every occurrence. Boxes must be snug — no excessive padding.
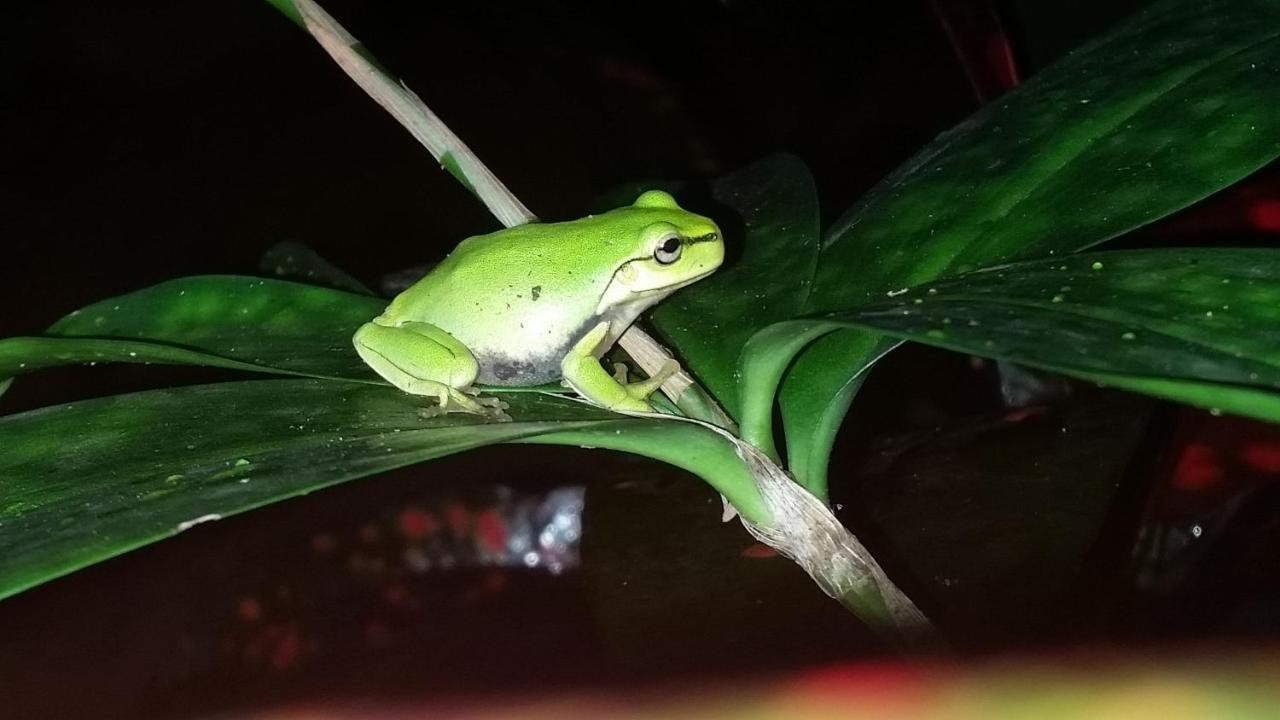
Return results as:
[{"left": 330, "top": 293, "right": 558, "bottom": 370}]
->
[{"left": 654, "top": 235, "right": 682, "bottom": 265}]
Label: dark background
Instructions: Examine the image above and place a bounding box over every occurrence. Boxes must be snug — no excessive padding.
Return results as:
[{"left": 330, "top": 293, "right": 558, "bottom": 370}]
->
[
  {"left": 17, "top": 1, "right": 1277, "bottom": 718},
  {"left": 2, "top": 1, "right": 1145, "bottom": 340}
]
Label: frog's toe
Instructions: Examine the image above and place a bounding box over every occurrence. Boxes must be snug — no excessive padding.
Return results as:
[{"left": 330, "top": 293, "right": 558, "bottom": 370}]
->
[
  {"left": 611, "top": 362, "right": 630, "bottom": 384},
  {"left": 473, "top": 396, "right": 512, "bottom": 422},
  {"left": 416, "top": 387, "right": 476, "bottom": 420},
  {"left": 417, "top": 404, "right": 447, "bottom": 420},
  {"left": 467, "top": 397, "right": 511, "bottom": 421},
  {"left": 622, "top": 359, "right": 680, "bottom": 401},
  {"left": 445, "top": 388, "right": 512, "bottom": 422},
  {"left": 486, "top": 406, "right": 513, "bottom": 422}
]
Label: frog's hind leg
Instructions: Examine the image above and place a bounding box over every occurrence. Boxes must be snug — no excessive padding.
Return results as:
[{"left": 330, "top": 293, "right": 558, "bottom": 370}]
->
[{"left": 353, "top": 320, "right": 509, "bottom": 420}]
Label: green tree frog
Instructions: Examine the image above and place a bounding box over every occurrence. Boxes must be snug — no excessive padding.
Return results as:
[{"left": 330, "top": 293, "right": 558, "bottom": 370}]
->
[{"left": 353, "top": 190, "right": 724, "bottom": 419}]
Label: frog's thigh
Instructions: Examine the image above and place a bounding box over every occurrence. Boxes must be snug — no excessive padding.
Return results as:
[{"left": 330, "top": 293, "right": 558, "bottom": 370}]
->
[
  {"left": 353, "top": 320, "right": 479, "bottom": 393},
  {"left": 560, "top": 322, "right": 651, "bottom": 413}
]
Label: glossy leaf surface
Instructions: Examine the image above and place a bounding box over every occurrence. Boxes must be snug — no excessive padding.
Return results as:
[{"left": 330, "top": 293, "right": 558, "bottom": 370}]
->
[
  {"left": 0, "top": 277, "right": 384, "bottom": 393},
  {"left": 823, "top": 249, "right": 1280, "bottom": 422},
  {"left": 0, "top": 379, "right": 762, "bottom": 600}
]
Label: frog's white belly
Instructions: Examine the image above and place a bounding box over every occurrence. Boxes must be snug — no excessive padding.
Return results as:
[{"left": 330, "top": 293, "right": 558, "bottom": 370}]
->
[
  {"left": 445, "top": 314, "right": 598, "bottom": 387},
  {"left": 390, "top": 273, "right": 598, "bottom": 387}
]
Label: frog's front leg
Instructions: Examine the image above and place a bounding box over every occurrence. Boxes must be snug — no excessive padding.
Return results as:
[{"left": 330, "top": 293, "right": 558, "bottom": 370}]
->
[
  {"left": 562, "top": 322, "right": 674, "bottom": 413},
  {"left": 353, "top": 320, "right": 509, "bottom": 420},
  {"left": 611, "top": 359, "right": 680, "bottom": 400}
]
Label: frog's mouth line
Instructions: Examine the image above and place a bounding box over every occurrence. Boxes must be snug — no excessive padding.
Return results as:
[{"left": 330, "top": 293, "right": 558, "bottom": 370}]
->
[
  {"left": 654, "top": 264, "right": 720, "bottom": 295},
  {"left": 607, "top": 264, "right": 717, "bottom": 308}
]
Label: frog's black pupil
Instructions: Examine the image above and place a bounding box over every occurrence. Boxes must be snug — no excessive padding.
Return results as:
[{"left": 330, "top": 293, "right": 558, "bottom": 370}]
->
[{"left": 662, "top": 238, "right": 680, "bottom": 253}]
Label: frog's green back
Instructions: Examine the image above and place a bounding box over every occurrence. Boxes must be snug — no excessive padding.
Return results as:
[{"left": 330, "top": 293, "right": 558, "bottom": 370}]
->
[{"left": 386, "top": 209, "right": 661, "bottom": 321}]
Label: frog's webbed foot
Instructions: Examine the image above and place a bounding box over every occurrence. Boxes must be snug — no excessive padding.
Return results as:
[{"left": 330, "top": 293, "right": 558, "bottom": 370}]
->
[
  {"left": 452, "top": 388, "right": 511, "bottom": 422},
  {"left": 469, "top": 394, "right": 512, "bottom": 422},
  {"left": 417, "top": 386, "right": 511, "bottom": 423}
]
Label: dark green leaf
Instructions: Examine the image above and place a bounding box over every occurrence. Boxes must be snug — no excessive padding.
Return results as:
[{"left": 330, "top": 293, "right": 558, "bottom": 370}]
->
[
  {"left": 820, "top": 5, "right": 1280, "bottom": 310},
  {"left": 0, "top": 379, "right": 763, "bottom": 600},
  {"left": 0, "top": 276, "right": 570, "bottom": 396},
  {"left": 819, "top": 249, "right": 1280, "bottom": 422},
  {"left": 649, "top": 154, "right": 821, "bottom": 419},
  {"left": 0, "top": 336, "right": 373, "bottom": 385},
  {"left": 0, "top": 277, "right": 384, "bottom": 387},
  {"left": 754, "top": 0, "right": 1280, "bottom": 491}
]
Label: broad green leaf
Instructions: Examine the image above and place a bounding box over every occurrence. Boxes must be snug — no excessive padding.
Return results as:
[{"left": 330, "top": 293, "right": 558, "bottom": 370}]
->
[
  {"left": 756, "top": 0, "right": 1280, "bottom": 492},
  {"left": 0, "top": 379, "right": 763, "bottom": 600},
  {"left": 786, "top": 249, "right": 1280, "bottom": 424},
  {"left": 2, "top": 275, "right": 563, "bottom": 396},
  {"left": 0, "top": 276, "right": 384, "bottom": 388},
  {"left": 846, "top": 250, "right": 1280, "bottom": 387},
  {"left": 819, "top": 4, "right": 1280, "bottom": 310},
  {"left": 649, "top": 154, "right": 821, "bottom": 420},
  {"left": 0, "top": 336, "right": 379, "bottom": 386}
]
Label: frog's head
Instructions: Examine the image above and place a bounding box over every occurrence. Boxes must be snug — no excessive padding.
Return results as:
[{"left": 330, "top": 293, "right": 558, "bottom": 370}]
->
[{"left": 607, "top": 189, "right": 725, "bottom": 301}]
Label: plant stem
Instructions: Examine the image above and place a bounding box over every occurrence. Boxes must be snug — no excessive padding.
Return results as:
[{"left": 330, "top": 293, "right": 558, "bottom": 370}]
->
[{"left": 732, "top": 440, "right": 943, "bottom": 652}]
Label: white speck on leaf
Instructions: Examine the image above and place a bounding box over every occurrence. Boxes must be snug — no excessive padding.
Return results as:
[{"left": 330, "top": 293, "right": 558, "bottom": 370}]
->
[{"left": 176, "top": 514, "right": 222, "bottom": 532}]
